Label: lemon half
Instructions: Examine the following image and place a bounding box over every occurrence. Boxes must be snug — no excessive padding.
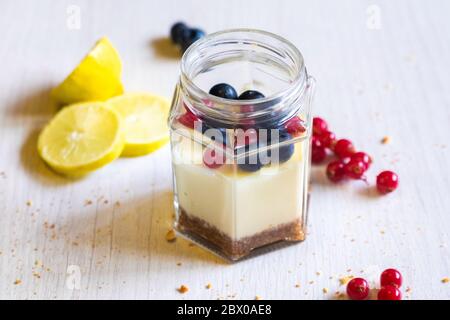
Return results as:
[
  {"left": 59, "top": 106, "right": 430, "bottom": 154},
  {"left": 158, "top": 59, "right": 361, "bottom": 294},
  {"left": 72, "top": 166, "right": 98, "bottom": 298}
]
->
[
  {"left": 106, "top": 93, "right": 170, "bottom": 156},
  {"left": 51, "top": 37, "right": 124, "bottom": 106},
  {"left": 38, "top": 102, "right": 124, "bottom": 176}
]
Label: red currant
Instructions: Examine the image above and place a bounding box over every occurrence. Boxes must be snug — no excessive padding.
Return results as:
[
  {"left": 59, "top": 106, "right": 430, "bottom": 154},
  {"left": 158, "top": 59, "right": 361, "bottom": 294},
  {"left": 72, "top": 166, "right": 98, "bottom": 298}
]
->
[
  {"left": 311, "top": 136, "right": 326, "bottom": 164},
  {"left": 317, "top": 130, "right": 336, "bottom": 149},
  {"left": 178, "top": 108, "right": 200, "bottom": 129},
  {"left": 346, "top": 278, "right": 370, "bottom": 300},
  {"left": 334, "top": 139, "right": 356, "bottom": 158},
  {"left": 376, "top": 171, "right": 399, "bottom": 194},
  {"left": 285, "top": 116, "right": 306, "bottom": 137},
  {"left": 344, "top": 159, "right": 367, "bottom": 179},
  {"left": 313, "top": 117, "right": 328, "bottom": 135},
  {"left": 380, "top": 269, "right": 402, "bottom": 288},
  {"left": 351, "top": 152, "right": 372, "bottom": 170},
  {"left": 203, "top": 147, "right": 225, "bottom": 169},
  {"left": 377, "top": 285, "right": 402, "bottom": 300},
  {"left": 326, "top": 160, "right": 346, "bottom": 182}
]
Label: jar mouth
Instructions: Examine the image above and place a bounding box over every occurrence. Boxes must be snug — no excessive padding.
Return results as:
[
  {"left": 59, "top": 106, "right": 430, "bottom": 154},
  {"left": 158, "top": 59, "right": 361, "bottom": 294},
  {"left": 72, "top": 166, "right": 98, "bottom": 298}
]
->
[{"left": 180, "top": 28, "right": 306, "bottom": 106}]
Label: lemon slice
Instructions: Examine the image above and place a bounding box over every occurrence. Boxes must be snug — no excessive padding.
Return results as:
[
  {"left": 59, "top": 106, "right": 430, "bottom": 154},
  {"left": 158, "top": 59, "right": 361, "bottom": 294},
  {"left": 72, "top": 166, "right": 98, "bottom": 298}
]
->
[
  {"left": 52, "top": 37, "right": 124, "bottom": 105},
  {"left": 106, "top": 93, "right": 170, "bottom": 156},
  {"left": 38, "top": 102, "right": 124, "bottom": 176}
]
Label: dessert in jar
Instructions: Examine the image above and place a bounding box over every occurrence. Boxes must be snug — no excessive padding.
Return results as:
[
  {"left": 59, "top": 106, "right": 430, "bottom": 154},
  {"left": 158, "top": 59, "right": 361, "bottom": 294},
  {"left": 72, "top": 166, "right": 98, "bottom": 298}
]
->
[{"left": 168, "top": 29, "right": 315, "bottom": 261}]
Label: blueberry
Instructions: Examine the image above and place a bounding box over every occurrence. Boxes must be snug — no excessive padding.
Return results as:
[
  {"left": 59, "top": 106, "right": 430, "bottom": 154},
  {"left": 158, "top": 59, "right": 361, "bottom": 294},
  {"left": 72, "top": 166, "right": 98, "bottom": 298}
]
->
[
  {"left": 237, "top": 143, "right": 264, "bottom": 172},
  {"left": 209, "top": 83, "right": 238, "bottom": 99},
  {"left": 238, "top": 90, "right": 265, "bottom": 100},
  {"left": 266, "top": 129, "right": 294, "bottom": 163},
  {"left": 200, "top": 123, "right": 227, "bottom": 145},
  {"left": 238, "top": 161, "right": 262, "bottom": 172},
  {"left": 181, "top": 28, "right": 206, "bottom": 52},
  {"left": 170, "top": 22, "right": 188, "bottom": 44}
]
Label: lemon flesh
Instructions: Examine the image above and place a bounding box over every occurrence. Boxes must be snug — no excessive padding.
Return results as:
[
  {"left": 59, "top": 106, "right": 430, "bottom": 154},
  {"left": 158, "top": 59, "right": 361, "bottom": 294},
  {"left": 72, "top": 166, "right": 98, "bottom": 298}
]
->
[
  {"left": 106, "top": 93, "right": 170, "bottom": 156},
  {"left": 51, "top": 37, "right": 124, "bottom": 106},
  {"left": 38, "top": 102, "right": 124, "bottom": 176}
]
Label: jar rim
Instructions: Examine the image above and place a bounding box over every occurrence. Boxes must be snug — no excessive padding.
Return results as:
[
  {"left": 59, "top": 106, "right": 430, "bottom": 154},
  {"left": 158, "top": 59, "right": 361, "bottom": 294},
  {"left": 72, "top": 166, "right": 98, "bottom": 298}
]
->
[{"left": 180, "top": 28, "right": 306, "bottom": 106}]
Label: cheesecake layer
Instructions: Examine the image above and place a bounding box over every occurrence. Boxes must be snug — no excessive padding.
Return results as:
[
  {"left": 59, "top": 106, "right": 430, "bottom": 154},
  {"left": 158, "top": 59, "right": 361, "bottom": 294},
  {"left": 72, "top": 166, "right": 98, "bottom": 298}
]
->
[{"left": 172, "top": 133, "right": 308, "bottom": 241}]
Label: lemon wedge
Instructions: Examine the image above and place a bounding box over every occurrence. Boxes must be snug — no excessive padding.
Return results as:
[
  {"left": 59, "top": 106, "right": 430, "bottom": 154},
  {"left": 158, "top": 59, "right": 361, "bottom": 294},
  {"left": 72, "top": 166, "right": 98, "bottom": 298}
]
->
[
  {"left": 38, "top": 102, "right": 124, "bottom": 176},
  {"left": 51, "top": 37, "right": 124, "bottom": 106},
  {"left": 106, "top": 93, "right": 170, "bottom": 156}
]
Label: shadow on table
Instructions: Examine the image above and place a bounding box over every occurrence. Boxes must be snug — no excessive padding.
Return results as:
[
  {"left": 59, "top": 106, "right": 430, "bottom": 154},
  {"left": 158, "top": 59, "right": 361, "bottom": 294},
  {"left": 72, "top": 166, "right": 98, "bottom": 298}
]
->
[
  {"left": 57, "top": 189, "right": 225, "bottom": 268},
  {"left": 9, "top": 86, "right": 75, "bottom": 186},
  {"left": 7, "top": 85, "right": 57, "bottom": 119},
  {"left": 151, "top": 37, "right": 181, "bottom": 60}
]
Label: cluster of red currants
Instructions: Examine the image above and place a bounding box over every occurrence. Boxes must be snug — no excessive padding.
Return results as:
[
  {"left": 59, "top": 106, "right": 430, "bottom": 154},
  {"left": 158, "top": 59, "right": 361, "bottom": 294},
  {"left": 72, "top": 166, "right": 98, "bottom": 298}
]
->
[
  {"left": 347, "top": 268, "right": 403, "bottom": 300},
  {"left": 311, "top": 117, "right": 398, "bottom": 194}
]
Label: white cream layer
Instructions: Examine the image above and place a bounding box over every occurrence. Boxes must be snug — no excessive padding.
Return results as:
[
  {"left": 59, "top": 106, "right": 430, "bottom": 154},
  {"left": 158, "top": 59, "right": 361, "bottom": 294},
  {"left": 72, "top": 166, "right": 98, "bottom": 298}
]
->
[{"left": 172, "top": 135, "right": 307, "bottom": 240}]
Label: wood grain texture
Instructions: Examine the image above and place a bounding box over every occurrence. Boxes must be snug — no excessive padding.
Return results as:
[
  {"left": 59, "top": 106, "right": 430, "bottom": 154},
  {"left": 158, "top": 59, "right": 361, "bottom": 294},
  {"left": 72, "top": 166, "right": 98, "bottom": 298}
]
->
[{"left": 0, "top": 0, "right": 449, "bottom": 299}]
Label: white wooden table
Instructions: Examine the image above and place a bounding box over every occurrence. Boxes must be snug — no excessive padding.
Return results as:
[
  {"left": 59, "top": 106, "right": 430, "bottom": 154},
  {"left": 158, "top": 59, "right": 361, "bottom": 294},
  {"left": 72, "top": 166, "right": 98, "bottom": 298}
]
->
[{"left": 1, "top": 0, "right": 449, "bottom": 300}]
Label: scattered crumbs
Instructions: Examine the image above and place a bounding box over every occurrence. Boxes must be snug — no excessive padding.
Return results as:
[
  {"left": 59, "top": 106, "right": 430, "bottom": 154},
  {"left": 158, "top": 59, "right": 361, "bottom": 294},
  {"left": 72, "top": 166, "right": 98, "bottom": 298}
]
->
[
  {"left": 350, "top": 239, "right": 355, "bottom": 242},
  {"left": 329, "top": 276, "right": 333, "bottom": 280},
  {"left": 381, "top": 136, "right": 391, "bottom": 144},
  {"left": 339, "top": 275, "right": 354, "bottom": 285},
  {"left": 72, "top": 242, "right": 79, "bottom": 246},
  {"left": 188, "top": 243, "right": 195, "bottom": 247},
  {"left": 323, "top": 288, "right": 329, "bottom": 294},
  {"left": 32, "top": 272, "right": 41, "bottom": 279},
  {"left": 255, "top": 295, "right": 262, "bottom": 300},
  {"left": 176, "top": 262, "right": 182, "bottom": 266},
  {"left": 114, "top": 201, "right": 121, "bottom": 207},
  {"left": 177, "top": 285, "right": 189, "bottom": 294},
  {"left": 206, "top": 283, "right": 212, "bottom": 289},
  {"left": 309, "top": 280, "right": 314, "bottom": 285},
  {"left": 346, "top": 269, "right": 352, "bottom": 273},
  {"left": 34, "top": 260, "right": 42, "bottom": 267},
  {"left": 334, "top": 291, "right": 346, "bottom": 300},
  {"left": 26, "top": 200, "right": 32, "bottom": 207},
  {"left": 13, "top": 279, "right": 22, "bottom": 285},
  {"left": 316, "top": 271, "right": 321, "bottom": 276},
  {"left": 103, "top": 200, "right": 108, "bottom": 204},
  {"left": 442, "top": 277, "right": 450, "bottom": 284},
  {"left": 405, "top": 287, "right": 412, "bottom": 293},
  {"left": 380, "top": 230, "right": 385, "bottom": 235},
  {"left": 166, "top": 229, "right": 176, "bottom": 242},
  {"left": 84, "top": 199, "right": 93, "bottom": 206},
  {"left": 295, "top": 283, "right": 301, "bottom": 288}
]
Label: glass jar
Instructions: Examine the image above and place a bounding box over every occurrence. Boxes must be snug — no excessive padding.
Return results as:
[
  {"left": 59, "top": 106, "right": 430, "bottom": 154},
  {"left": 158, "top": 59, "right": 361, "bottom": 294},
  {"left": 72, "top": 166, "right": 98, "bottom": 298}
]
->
[{"left": 168, "top": 29, "right": 315, "bottom": 261}]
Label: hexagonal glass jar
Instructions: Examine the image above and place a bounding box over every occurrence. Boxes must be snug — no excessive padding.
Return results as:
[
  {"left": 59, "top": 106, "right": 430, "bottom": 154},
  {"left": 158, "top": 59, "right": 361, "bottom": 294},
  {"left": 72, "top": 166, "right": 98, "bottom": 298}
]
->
[{"left": 168, "top": 29, "right": 315, "bottom": 261}]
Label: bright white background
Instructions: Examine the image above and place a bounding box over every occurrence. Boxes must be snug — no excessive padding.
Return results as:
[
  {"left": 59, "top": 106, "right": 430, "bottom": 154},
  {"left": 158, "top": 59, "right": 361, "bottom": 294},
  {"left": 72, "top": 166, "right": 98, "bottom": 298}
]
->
[{"left": 0, "top": 0, "right": 449, "bottom": 299}]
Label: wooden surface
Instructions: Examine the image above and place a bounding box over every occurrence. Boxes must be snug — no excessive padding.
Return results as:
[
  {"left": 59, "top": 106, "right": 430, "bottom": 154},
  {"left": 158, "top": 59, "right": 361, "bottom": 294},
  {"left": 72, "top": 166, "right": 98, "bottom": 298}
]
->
[{"left": 0, "top": 0, "right": 449, "bottom": 300}]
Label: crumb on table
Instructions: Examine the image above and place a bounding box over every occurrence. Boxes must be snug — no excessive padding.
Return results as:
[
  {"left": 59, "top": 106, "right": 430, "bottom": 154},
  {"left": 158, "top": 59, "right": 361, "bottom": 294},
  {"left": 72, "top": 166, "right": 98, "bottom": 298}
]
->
[
  {"left": 177, "top": 285, "right": 189, "bottom": 294},
  {"left": 166, "top": 229, "right": 176, "bottom": 242}
]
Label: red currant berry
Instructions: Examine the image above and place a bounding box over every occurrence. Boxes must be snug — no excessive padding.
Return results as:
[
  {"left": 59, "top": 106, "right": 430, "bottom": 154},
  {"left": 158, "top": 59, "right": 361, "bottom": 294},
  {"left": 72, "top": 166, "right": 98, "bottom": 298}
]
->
[
  {"left": 311, "top": 136, "right": 326, "bottom": 164},
  {"left": 178, "top": 108, "right": 200, "bottom": 129},
  {"left": 285, "top": 116, "right": 306, "bottom": 137},
  {"left": 346, "top": 278, "right": 370, "bottom": 300},
  {"left": 377, "top": 285, "right": 402, "bottom": 300},
  {"left": 351, "top": 152, "right": 372, "bottom": 170},
  {"left": 344, "top": 159, "right": 367, "bottom": 179},
  {"left": 376, "top": 171, "right": 399, "bottom": 194},
  {"left": 313, "top": 117, "right": 328, "bottom": 135},
  {"left": 380, "top": 269, "right": 402, "bottom": 288},
  {"left": 326, "top": 160, "right": 346, "bottom": 182},
  {"left": 317, "top": 130, "right": 336, "bottom": 149},
  {"left": 334, "top": 139, "right": 356, "bottom": 158},
  {"left": 203, "top": 147, "right": 226, "bottom": 169}
]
